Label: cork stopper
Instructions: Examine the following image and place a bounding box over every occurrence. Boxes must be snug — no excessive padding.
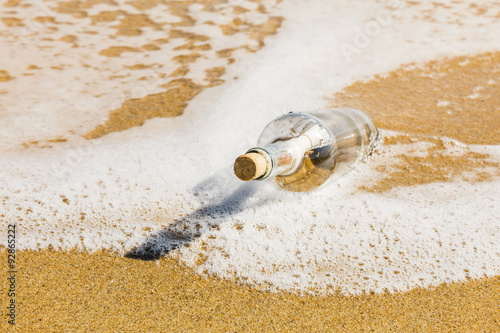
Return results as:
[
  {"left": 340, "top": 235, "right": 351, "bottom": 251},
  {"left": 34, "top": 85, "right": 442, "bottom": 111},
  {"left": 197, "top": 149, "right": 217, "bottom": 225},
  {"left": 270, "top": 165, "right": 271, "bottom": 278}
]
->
[{"left": 234, "top": 152, "right": 268, "bottom": 181}]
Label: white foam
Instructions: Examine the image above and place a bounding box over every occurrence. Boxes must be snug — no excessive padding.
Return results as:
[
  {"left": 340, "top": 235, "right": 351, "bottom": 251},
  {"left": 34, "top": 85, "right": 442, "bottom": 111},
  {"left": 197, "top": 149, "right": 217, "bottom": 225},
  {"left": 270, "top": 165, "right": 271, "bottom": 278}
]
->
[{"left": 1, "top": 0, "right": 500, "bottom": 294}]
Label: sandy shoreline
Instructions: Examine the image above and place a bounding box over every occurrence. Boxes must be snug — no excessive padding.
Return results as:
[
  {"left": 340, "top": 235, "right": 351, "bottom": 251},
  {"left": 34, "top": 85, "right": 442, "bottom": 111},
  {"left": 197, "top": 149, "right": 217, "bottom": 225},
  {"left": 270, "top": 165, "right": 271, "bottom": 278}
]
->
[
  {"left": 2, "top": 50, "right": 499, "bottom": 332},
  {"left": 1, "top": 0, "right": 500, "bottom": 330},
  {"left": 1, "top": 249, "right": 499, "bottom": 331}
]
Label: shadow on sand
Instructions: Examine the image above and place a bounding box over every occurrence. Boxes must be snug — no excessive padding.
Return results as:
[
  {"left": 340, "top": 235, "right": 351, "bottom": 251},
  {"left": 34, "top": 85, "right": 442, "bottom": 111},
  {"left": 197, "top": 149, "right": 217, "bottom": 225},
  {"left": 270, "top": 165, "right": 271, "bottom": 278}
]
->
[{"left": 125, "top": 173, "right": 261, "bottom": 261}]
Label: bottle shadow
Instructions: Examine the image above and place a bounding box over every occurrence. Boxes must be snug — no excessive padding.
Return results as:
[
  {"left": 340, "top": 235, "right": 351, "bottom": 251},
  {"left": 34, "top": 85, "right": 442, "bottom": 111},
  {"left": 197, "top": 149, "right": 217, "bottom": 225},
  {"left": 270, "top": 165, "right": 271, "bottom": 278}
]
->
[{"left": 125, "top": 173, "right": 261, "bottom": 261}]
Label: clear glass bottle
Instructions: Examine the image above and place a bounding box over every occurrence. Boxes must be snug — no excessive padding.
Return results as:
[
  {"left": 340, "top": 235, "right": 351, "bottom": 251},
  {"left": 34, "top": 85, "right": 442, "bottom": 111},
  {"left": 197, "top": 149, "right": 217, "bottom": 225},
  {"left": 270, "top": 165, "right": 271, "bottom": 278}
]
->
[{"left": 233, "top": 108, "right": 379, "bottom": 192}]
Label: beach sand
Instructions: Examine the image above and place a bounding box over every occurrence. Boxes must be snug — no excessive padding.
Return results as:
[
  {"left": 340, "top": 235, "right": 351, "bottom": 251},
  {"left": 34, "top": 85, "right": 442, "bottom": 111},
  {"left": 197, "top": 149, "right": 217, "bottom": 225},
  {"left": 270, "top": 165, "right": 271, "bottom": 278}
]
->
[
  {"left": 1, "top": 0, "right": 500, "bottom": 331},
  {"left": 1, "top": 249, "right": 500, "bottom": 332}
]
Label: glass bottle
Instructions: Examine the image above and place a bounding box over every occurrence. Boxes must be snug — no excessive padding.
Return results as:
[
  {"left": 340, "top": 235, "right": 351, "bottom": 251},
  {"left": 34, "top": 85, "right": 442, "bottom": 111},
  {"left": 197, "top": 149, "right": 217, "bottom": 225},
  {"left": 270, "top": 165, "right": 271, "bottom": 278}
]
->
[{"left": 233, "top": 108, "right": 379, "bottom": 192}]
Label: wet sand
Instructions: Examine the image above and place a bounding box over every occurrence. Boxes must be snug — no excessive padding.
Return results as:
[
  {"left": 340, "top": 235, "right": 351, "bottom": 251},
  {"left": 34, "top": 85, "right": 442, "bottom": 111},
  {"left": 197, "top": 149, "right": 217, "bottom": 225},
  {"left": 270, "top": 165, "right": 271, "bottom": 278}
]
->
[{"left": 1, "top": 249, "right": 500, "bottom": 332}]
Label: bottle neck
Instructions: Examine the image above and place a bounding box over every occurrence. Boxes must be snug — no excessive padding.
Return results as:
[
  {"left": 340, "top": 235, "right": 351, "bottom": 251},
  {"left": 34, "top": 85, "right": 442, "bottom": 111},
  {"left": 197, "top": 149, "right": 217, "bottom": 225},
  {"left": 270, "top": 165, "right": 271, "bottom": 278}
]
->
[
  {"left": 234, "top": 124, "right": 331, "bottom": 182},
  {"left": 248, "top": 135, "right": 314, "bottom": 180}
]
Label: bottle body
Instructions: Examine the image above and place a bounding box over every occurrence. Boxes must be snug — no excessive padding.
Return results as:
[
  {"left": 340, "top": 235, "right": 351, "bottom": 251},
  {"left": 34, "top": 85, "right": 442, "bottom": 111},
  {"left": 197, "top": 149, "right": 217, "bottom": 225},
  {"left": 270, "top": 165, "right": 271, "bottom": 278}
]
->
[{"left": 234, "top": 108, "right": 379, "bottom": 192}]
